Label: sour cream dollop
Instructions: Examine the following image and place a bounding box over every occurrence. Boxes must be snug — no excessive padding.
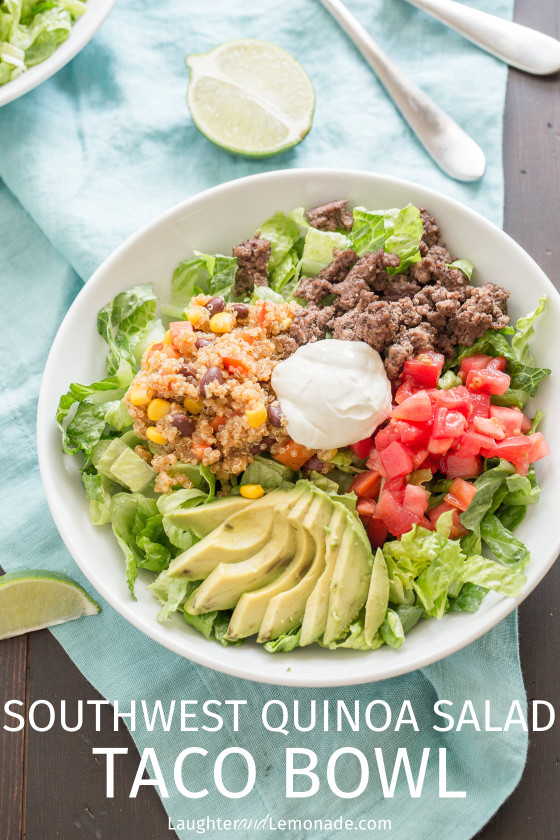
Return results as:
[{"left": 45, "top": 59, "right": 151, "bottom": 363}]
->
[{"left": 271, "top": 340, "right": 392, "bottom": 450}]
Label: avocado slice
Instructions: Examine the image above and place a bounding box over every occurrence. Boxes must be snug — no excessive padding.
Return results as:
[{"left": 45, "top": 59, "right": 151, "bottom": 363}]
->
[
  {"left": 225, "top": 505, "right": 316, "bottom": 641},
  {"left": 185, "top": 516, "right": 297, "bottom": 613},
  {"left": 323, "top": 512, "right": 373, "bottom": 646},
  {"left": 164, "top": 496, "right": 254, "bottom": 538},
  {"left": 257, "top": 488, "right": 334, "bottom": 643},
  {"left": 167, "top": 488, "right": 290, "bottom": 580},
  {"left": 364, "top": 549, "right": 390, "bottom": 645},
  {"left": 298, "top": 503, "right": 347, "bottom": 647}
]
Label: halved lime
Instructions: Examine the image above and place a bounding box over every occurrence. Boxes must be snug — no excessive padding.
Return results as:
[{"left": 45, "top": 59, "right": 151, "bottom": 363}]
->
[
  {"left": 0, "top": 569, "right": 100, "bottom": 640},
  {"left": 186, "top": 39, "right": 315, "bottom": 158}
]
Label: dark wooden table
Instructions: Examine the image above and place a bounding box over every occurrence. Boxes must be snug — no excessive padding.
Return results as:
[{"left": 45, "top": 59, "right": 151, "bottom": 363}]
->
[{"left": 2, "top": 2, "right": 559, "bottom": 837}]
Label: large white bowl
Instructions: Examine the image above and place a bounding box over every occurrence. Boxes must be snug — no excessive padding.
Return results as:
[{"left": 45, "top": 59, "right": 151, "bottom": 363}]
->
[
  {"left": 0, "top": 0, "right": 116, "bottom": 108},
  {"left": 37, "top": 169, "right": 560, "bottom": 686}
]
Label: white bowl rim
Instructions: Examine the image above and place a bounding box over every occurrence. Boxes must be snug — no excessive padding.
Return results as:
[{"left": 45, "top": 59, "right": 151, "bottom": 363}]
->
[
  {"left": 37, "top": 167, "right": 560, "bottom": 686},
  {"left": 0, "top": 0, "right": 117, "bottom": 108}
]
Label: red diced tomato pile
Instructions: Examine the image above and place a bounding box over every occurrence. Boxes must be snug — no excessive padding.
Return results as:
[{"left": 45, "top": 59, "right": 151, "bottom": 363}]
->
[{"left": 350, "top": 351, "right": 550, "bottom": 546}]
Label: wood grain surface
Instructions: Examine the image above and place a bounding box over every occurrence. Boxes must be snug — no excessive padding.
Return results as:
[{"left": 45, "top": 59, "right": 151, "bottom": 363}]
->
[{"left": 1, "top": 1, "right": 559, "bottom": 837}]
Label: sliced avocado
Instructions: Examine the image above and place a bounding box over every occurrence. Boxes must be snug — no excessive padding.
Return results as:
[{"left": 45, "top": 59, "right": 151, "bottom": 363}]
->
[
  {"left": 364, "top": 549, "right": 390, "bottom": 645},
  {"left": 164, "top": 496, "right": 254, "bottom": 538},
  {"left": 323, "top": 512, "right": 373, "bottom": 646},
  {"left": 257, "top": 488, "right": 334, "bottom": 643},
  {"left": 225, "top": 506, "right": 316, "bottom": 641},
  {"left": 299, "top": 503, "right": 347, "bottom": 646},
  {"left": 167, "top": 488, "right": 288, "bottom": 579},
  {"left": 185, "top": 517, "right": 297, "bottom": 614}
]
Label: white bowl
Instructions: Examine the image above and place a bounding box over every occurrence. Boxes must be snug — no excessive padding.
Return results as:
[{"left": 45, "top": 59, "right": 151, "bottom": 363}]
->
[
  {"left": 0, "top": 0, "right": 116, "bottom": 108},
  {"left": 37, "top": 169, "right": 560, "bottom": 686}
]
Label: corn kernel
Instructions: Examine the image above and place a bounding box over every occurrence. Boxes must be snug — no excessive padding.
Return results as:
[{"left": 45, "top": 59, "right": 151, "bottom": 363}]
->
[
  {"left": 163, "top": 330, "right": 172, "bottom": 345},
  {"left": 129, "top": 385, "right": 152, "bottom": 406},
  {"left": 245, "top": 403, "right": 267, "bottom": 428},
  {"left": 146, "top": 427, "right": 166, "bottom": 445},
  {"left": 184, "top": 397, "right": 204, "bottom": 415},
  {"left": 209, "top": 312, "right": 235, "bottom": 334},
  {"left": 240, "top": 484, "right": 265, "bottom": 499},
  {"left": 318, "top": 448, "right": 338, "bottom": 461},
  {"left": 147, "top": 398, "right": 172, "bottom": 422},
  {"left": 186, "top": 307, "right": 206, "bottom": 326}
]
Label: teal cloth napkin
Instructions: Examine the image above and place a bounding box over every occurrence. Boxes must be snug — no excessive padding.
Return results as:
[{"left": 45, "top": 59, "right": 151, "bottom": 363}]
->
[{"left": 0, "top": 1, "right": 527, "bottom": 837}]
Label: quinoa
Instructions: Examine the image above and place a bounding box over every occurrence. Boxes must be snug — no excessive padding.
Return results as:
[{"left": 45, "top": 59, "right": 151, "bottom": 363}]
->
[{"left": 125, "top": 296, "right": 301, "bottom": 491}]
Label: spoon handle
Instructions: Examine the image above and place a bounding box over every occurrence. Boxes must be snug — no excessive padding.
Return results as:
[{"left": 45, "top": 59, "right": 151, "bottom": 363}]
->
[
  {"left": 403, "top": 0, "right": 560, "bottom": 76},
  {"left": 319, "top": 0, "right": 485, "bottom": 182}
]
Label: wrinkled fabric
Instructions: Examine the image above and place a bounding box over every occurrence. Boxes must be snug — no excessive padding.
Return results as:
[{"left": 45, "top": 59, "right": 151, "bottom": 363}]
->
[{"left": 0, "top": 0, "right": 526, "bottom": 837}]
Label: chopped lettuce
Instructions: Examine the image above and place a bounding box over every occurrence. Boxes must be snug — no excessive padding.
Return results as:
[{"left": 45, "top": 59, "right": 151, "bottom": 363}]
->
[
  {"left": 447, "top": 259, "right": 474, "bottom": 281},
  {"left": 263, "top": 627, "right": 301, "bottom": 653},
  {"left": 300, "top": 227, "right": 350, "bottom": 277},
  {"left": 257, "top": 211, "right": 301, "bottom": 270},
  {"left": 349, "top": 205, "right": 424, "bottom": 274},
  {"left": 239, "top": 455, "right": 296, "bottom": 490},
  {"left": 161, "top": 252, "right": 238, "bottom": 317},
  {"left": 479, "top": 514, "right": 530, "bottom": 568}
]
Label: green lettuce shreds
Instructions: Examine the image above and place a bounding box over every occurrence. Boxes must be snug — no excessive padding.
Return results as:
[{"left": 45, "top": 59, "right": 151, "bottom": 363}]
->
[
  {"left": 349, "top": 204, "right": 424, "bottom": 274},
  {"left": 162, "top": 252, "right": 238, "bottom": 317},
  {"left": 56, "top": 284, "right": 158, "bottom": 457},
  {"left": 0, "top": 0, "right": 87, "bottom": 86}
]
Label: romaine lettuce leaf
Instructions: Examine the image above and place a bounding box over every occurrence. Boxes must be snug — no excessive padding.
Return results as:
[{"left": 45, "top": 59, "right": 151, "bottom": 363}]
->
[
  {"left": 81, "top": 469, "right": 113, "bottom": 526},
  {"left": 240, "top": 455, "right": 296, "bottom": 490},
  {"left": 511, "top": 294, "right": 547, "bottom": 365},
  {"left": 162, "top": 252, "right": 238, "bottom": 317},
  {"left": 349, "top": 204, "right": 424, "bottom": 274},
  {"left": 380, "top": 609, "right": 405, "bottom": 648},
  {"left": 149, "top": 572, "right": 191, "bottom": 623},
  {"left": 480, "top": 513, "right": 530, "bottom": 568},
  {"left": 448, "top": 582, "right": 487, "bottom": 613},
  {"left": 300, "top": 227, "right": 350, "bottom": 277},
  {"left": 447, "top": 259, "right": 474, "bottom": 281},
  {"left": 263, "top": 626, "right": 301, "bottom": 653},
  {"left": 257, "top": 211, "right": 301, "bottom": 270},
  {"left": 460, "top": 460, "right": 515, "bottom": 534},
  {"left": 460, "top": 554, "right": 525, "bottom": 598}
]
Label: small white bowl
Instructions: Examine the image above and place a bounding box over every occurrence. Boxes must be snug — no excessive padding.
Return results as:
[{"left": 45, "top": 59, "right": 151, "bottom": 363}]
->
[
  {"left": 37, "top": 169, "right": 560, "bottom": 686},
  {"left": 0, "top": 0, "right": 116, "bottom": 108}
]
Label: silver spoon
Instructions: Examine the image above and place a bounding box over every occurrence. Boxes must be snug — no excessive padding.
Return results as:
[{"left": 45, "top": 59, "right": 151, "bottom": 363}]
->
[
  {"left": 318, "top": 0, "right": 486, "bottom": 182},
  {"left": 402, "top": 0, "right": 560, "bottom": 76}
]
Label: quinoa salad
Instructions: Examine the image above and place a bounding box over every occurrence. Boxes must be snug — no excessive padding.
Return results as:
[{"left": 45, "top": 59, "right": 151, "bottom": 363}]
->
[{"left": 57, "top": 200, "right": 551, "bottom": 653}]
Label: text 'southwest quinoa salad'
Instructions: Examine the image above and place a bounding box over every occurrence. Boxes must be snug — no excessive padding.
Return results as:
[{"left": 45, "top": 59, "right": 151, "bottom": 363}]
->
[{"left": 57, "top": 199, "right": 552, "bottom": 653}]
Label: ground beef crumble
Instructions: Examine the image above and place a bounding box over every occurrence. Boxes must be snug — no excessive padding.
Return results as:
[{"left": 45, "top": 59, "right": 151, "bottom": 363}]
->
[
  {"left": 232, "top": 234, "right": 271, "bottom": 297},
  {"left": 290, "top": 207, "right": 510, "bottom": 379},
  {"left": 306, "top": 200, "right": 354, "bottom": 231}
]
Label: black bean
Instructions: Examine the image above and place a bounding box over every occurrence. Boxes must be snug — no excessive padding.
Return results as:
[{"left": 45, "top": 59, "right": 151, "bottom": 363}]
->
[
  {"left": 179, "top": 364, "right": 197, "bottom": 379},
  {"left": 231, "top": 303, "right": 249, "bottom": 319},
  {"left": 205, "top": 297, "right": 225, "bottom": 316},
  {"left": 196, "top": 336, "right": 214, "bottom": 349},
  {"left": 250, "top": 436, "right": 275, "bottom": 455},
  {"left": 267, "top": 403, "right": 283, "bottom": 427},
  {"left": 304, "top": 455, "right": 326, "bottom": 473},
  {"left": 199, "top": 366, "right": 224, "bottom": 397},
  {"left": 171, "top": 413, "right": 195, "bottom": 437}
]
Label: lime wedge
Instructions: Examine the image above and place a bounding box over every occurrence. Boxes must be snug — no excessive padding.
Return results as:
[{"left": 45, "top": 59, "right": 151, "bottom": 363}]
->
[
  {"left": 186, "top": 39, "right": 315, "bottom": 158},
  {"left": 0, "top": 570, "right": 100, "bottom": 640}
]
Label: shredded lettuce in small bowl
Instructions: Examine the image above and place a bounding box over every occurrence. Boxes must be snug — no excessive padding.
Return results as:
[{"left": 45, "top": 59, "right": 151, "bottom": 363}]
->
[{"left": 0, "top": 0, "right": 86, "bottom": 86}]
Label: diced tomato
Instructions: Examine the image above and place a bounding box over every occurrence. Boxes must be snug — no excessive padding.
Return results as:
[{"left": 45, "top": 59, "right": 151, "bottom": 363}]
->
[
  {"left": 466, "top": 368, "right": 510, "bottom": 395},
  {"left": 357, "top": 499, "right": 377, "bottom": 520},
  {"left": 395, "top": 421, "right": 431, "bottom": 446},
  {"left": 374, "top": 424, "right": 401, "bottom": 451},
  {"left": 366, "top": 448, "right": 388, "bottom": 477},
  {"left": 433, "top": 386, "right": 472, "bottom": 418},
  {"left": 274, "top": 440, "right": 314, "bottom": 470},
  {"left": 428, "top": 501, "right": 469, "bottom": 539},
  {"left": 404, "top": 484, "right": 429, "bottom": 518},
  {"left": 394, "top": 380, "right": 417, "bottom": 404},
  {"left": 375, "top": 490, "right": 417, "bottom": 537},
  {"left": 445, "top": 477, "right": 477, "bottom": 512},
  {"left": 403, "top": 352, "right": 445, "bottom": 388},
  {"left": 223, "top": 356, "right": 250, "bottom": 376},
  {"left": 428, "top": 436, "right": 454, "bottom": 455},
  {"left": 257, "top": 301, "right": 269, "bottom": 327},
  {"left": 367, "top": 517, "right": 389, "bottom": 549},
  {"left": 350, "top": 470, "right": 382, "bottom": 500},
  {"left": 350, "top": 437, "right": 373, "bottom": 460},
  {"left": 473, "top": 415, "right": 506, "bottom": 440},
  {"left": 521, "top": 413, "right": 533, "bottom": 434},
  {"left": 445, "top": 453, "right": 482, "bottom": 479},
  {"left": 192, "top": 440, "right": 211, "bottom": 460},
  {"left": 457, "top": 430, "right": 495, "bottom": 457},
  {"left": 487, "top": 356, "right": 508, "bottom": 372},
  {"left": 468, "top": 392, "right": 491, "bottom": 419},
  {"left": 432, "top": 407, "right": 466, "bottom": 439},
  {"left": 210, "top": 415, "right": 226, "bottom": 432},
  {"left": 169, "top": 320, "right": 194, "bottom": 345},
  {"left": 379, "top": 441, "right": 414, "bottom": 479},
  {"left": 383, "top": 476, "right": 406, "bottom": 498},
  {"left": 528, "top": 432, "right": 550, "bottom": 463},
  {"left": 411, "top": 448, "right": 430, "bottom": 470},
  {"left": 459, "top": 354, "right": 493, "bottom": 381},
  {"left": 391, "top": 390, "right": 433, "bottom": 422},
  {"left": 488, "top": 405, "right": 522, "bottom": 437},
  {"left": 493, "top": 436, "right": 533, "bottom": 475},
  {"left": 419, "top": 516, "right": 435, "bottom": 531}
]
